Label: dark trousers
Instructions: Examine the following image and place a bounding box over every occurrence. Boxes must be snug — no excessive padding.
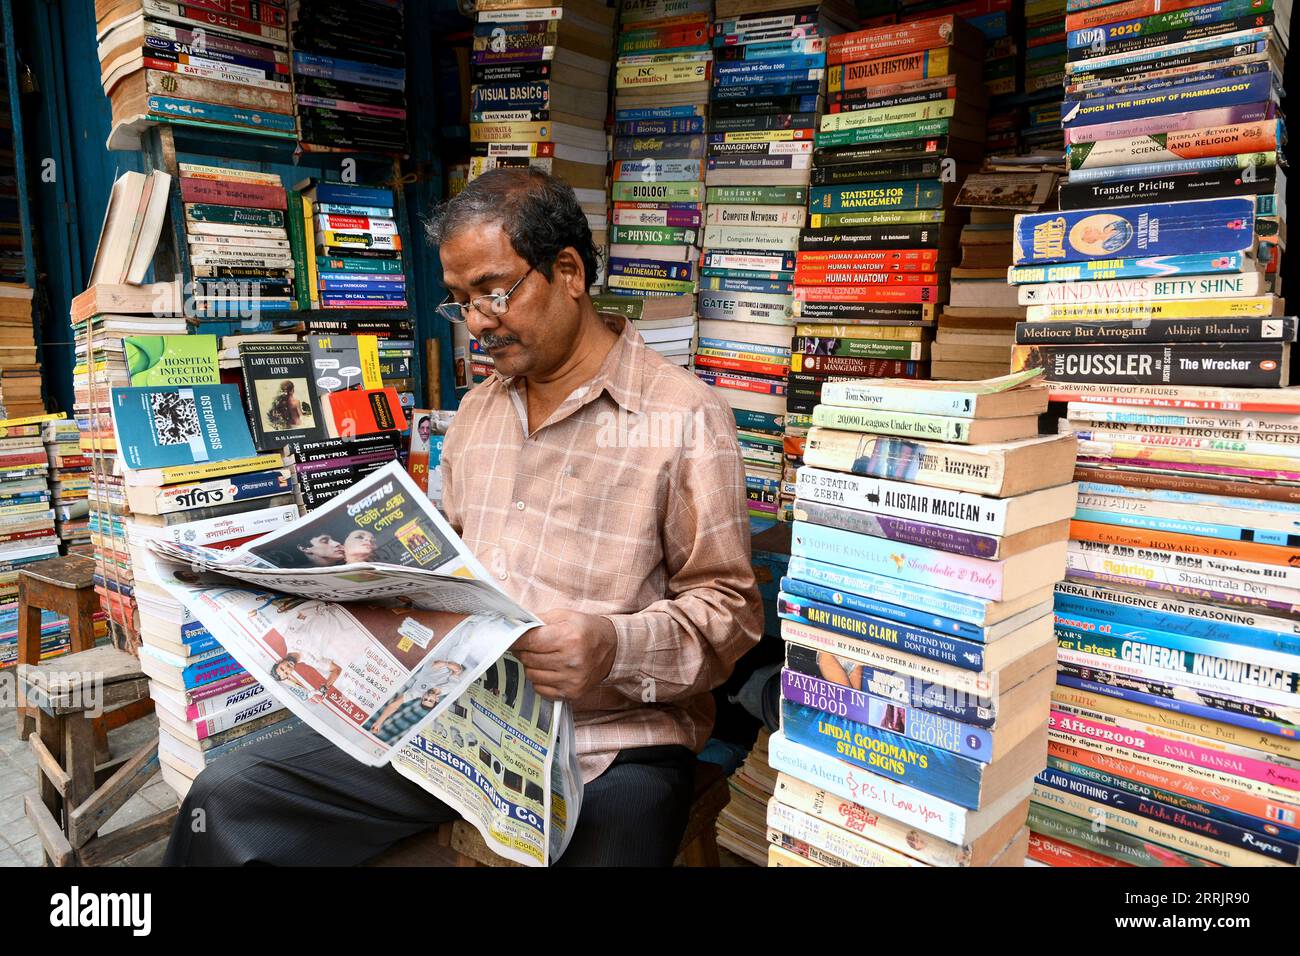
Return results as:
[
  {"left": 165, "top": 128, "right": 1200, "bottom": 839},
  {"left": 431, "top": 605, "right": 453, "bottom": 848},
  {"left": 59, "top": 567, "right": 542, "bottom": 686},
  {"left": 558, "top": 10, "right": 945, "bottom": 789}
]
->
[{"left": 162, "top": 722, "right": 696, "bottom": 866}]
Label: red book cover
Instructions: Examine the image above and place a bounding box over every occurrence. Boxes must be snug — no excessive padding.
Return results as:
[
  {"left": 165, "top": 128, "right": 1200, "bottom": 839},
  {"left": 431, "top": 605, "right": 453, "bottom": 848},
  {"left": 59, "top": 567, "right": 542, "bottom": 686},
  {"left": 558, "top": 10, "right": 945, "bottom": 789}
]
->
[
  {"left": 324, "top": 387, "right": 406, "bottom": 438},
  {"left": 179, "top": 176, "right": 287, "bottom": 210},
  {"left": 794, "top": 284, "right": 947, "bottom": 303},
  {"left": 829, "top": 17, "right": 964, "bottom": 66},
  {"left": 181, "top": 0, "right": 289, "bottom": 29}
]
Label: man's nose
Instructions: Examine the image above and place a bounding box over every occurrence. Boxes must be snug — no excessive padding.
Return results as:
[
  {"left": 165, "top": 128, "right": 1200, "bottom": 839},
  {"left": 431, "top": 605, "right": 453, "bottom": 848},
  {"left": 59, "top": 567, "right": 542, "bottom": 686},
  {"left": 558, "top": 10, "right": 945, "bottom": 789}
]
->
[{"left": 467, "top": 308, "right": 500, "bottom": 340}]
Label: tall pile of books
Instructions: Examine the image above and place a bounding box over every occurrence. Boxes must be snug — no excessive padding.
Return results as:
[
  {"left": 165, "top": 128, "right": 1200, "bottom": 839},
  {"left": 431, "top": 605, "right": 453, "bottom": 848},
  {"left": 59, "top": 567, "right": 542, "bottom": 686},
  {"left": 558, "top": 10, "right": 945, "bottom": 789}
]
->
[
  {"left": 290, "top": 0, "right": 408, "bottom": 155},
  {"left": 106, "top": 374, "right": 300, "bottom": 798},
  {"left": 467, "top": 0, "right": 612, "bottom": 266},
  {"left": 792, "top": 15, "right": 989, "bottom": 502},
  {"left": 299, "top": 179, "right": 408, "bottom": 310},
  {"left": 766, "top": 371, "right": 1078, "bottom": 866},
  {"left": 74, "top": 278, "right": 184, "bottom": 653},
  {"left": 931, "top": 165, "right": 1059, "bottom": 380},
  {"left": 607, "top": 0, "right": 711, "bottom": 317},
  {"left": 44, "top": 418, "right": 92, "bottom": 554},
  {"left": 0, "top": 414, "right": 94, "bottom": 670},
  {"left": 694, "top": 0, "right": 835, "bottom": 524},
  {"left": 1006, "top": 0, "right": 1296, "bottom": 866},
  {"left": 1021, "top": 0, "right": 1066, "bottom": 154},
  {"left": 96, "top": 0, "right": 296, "bottom": 144},
  {"left": 0, "top": 33, "right": 25, "bottom": 285},
  {"left": 181, "top": 162, "right": 293, "bottom": 320},
  {"left": 715, "top": 728, "right": 777, "bottom": 864}
]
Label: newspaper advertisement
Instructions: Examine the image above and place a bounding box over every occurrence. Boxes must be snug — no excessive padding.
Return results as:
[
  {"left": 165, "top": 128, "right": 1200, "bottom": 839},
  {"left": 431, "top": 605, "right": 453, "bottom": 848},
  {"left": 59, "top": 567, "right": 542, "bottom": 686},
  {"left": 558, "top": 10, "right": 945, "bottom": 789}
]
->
[{"left": 144, "top": 462, "right": 581, "bottom": 865}]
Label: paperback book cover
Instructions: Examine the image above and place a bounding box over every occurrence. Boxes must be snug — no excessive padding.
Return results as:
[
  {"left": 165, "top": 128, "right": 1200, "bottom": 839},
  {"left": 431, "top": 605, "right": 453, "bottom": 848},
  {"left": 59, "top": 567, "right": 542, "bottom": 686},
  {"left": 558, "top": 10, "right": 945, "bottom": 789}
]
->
[
  {"left": 237, "top": 342, "right": 328, "bottom": 451},
  {"left": 125, "top": 334, "right": 220, "bottom": 387},
  {"left": 111, "top": 385, "right": 258, "bottom": 470}
]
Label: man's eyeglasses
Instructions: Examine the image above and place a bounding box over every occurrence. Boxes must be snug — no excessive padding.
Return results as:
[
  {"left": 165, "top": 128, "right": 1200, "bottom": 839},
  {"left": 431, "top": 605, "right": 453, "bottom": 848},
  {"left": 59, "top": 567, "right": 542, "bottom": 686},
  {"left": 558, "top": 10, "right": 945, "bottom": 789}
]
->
[{"left": 436, "top": 267, "right": 534, "bottom": 324}]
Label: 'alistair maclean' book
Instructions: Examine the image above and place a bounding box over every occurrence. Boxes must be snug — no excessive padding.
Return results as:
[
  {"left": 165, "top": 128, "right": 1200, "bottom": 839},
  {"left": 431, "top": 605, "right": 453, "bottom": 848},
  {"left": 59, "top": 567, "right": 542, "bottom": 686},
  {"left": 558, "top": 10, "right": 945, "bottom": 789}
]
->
[
  {"left": 110, "top": 384, "right": 258, "bottom": 470},
  {"left": 238, "top": 341, "right": 328, "bottom": 451},
  {"left": 125, "top": 334, "right": 220, "bottom": 386}
]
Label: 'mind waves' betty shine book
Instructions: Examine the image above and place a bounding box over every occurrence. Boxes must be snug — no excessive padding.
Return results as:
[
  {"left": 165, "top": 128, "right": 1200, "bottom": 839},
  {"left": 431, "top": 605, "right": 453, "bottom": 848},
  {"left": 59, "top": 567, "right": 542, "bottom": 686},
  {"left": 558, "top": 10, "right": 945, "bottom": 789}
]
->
[
  {"left": 111, "top": 385, "right": 258, "bottom": 470},
  {"left": 1012, "top": 197, "right": 1256, "bottom": 265}
]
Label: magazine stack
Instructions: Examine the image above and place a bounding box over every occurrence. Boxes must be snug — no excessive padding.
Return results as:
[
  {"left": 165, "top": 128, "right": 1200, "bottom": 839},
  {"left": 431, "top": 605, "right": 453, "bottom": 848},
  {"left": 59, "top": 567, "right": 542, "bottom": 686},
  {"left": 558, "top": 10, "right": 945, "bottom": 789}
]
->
[
  {"left": 715, "top": 727, "right": 777, "bottom": 864},
  {"left": 765, "top": 370, "right": 1078, "bottom": 866},
  {"left": 1003, "top": 0, "right": 1299, "bottom": 868}
]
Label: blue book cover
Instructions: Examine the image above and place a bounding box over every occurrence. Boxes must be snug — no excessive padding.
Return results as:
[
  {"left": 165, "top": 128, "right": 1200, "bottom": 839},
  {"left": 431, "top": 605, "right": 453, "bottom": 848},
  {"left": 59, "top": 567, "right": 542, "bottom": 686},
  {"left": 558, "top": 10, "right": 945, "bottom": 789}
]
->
[
  {"left": 314, "top": 202, "right": 394, "bottom": 217},
  {"left": 146, "top": 96, "right": 298, "bottom": 134},
  {"left": 306, "top": 181, "right": 395, "bottom": 207},
  {"left": 318, "top": 279, "right": 408, "bottom": 293},
  {"left": 615, "top": 104, "right": 706, "bottom": 121},
  {"left": 1076, "top": 478, "right": 1300, "bottom": 515},
  {"left": 701, "top": 266, "right": 795, "bottom": 282},
  {"left": 1008, "top": 251, "right": 1249, "bottom": 282},
  {"left": 1035, "top": 767, "right": 1299, "bottom": 863},
  {"left": 1012, "top": 197, "right": 1256, "bottom": 264},
  {"left": 1054, "top": 608, "right": 1300, "bottom": 666},
  {"left": 787, "top": 555, "right": 997, "bottom": 627},
  {"left": 969, "top": 9, "right": 1008, "bottom": 36},
  {"left": 1062, "top": 73, "right": 1274, "bottom": 128},
  {"left": 111, "top": 385, "right": 258, "bottom": 470},
  {"left": 699, "top": 337, "right": 789, "bottom": 357},
  {"left": 1055, "top": 669, "right": 1300, "bottom": 738},
  {"left": 732, "top": 407, "right": 783, "bottom": 432},
  {"left": 1072, "top": 504, "right": 1299, "bottom": 547},
  {"left": 782, "top": 668, "right": 995, "bottom": 762},
  {"left": 1066, "top": 0, "right": 1271, "bottom": 49},
  {"left": 782, "top": 575, "right": 991, "bottom": 642},
  {"left": 781, "top": 700, "right": 988, "bottom": 808},
  {"left": 698, "top": 275, "right": 794, "bottom": 295},
  {"left": 293, "top": 52, "right": 405, "bottom": 89},
  {"left": 780, "top": 591, "right": 989, "bottom": 671},
  {"left": 703, "top": 249, "right": 796, "bottom": 270},
  {"left": 715, "top": 54, "right": 825, "bottom": 76}
]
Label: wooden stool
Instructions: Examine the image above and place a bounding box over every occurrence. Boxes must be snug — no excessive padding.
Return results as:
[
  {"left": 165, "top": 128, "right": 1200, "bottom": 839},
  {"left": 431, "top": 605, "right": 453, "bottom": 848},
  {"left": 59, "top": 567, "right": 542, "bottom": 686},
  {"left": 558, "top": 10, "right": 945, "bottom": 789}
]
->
[
  {"left": 20, "top": 646, "right": 176, "bottom": 866},
  {"left": 16, "top": 555, "right": 101, "bottom": 739},
  {"left": 368, "top": 759, "right": 730, "bottom": 867}
]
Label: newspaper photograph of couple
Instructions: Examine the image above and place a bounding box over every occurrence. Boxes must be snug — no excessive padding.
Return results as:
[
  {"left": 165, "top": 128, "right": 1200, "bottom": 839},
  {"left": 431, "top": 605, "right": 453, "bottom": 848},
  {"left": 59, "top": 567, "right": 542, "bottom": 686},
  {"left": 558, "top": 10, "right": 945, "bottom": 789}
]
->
[{"left": 144, "top": 462, "right": 581, "bottom": 866}]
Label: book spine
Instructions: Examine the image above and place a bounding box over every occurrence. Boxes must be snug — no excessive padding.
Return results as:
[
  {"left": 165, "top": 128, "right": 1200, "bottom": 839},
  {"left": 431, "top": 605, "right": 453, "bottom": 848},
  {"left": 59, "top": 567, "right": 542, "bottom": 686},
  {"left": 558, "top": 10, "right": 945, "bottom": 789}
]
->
[
  {"left": 767, "top": 732, "right": 972, "bottom": 842},
  {"left": 1068, "top": 120, "right": 1280, "bottom": 169},
  {"left": 1017, "top": 273, "right": 1265, "bottom": 305},
  {"left": 1014, "top": 342, "right": 1285, "bottom": 386},
  {"left": 1065, "top": 102, "right": 1277, "bottom": 146},
  {"left": 827, "top": 18, "right": 960, "bottom": 65},
  {"left": 791, "top": 519, "right": 1011, "bottom": 601},
  {"left": 1057, "top": 167, "right": 1276, "bottom": 210},
  {"left": 793, "top": 498, "right": 1015, "bottom": 560},
  {"left": 1009, "top": 252, "right": 1252, "bottom": 283},
  {"left": 767, "top": 800, "right": 923, "bottom": 867}
]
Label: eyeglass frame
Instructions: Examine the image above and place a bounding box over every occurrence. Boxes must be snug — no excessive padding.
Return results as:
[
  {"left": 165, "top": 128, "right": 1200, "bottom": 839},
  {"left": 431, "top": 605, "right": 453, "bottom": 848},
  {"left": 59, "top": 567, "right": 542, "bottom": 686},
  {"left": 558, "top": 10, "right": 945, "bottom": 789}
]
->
[{"left": 436, "top": 266, "right": 535, "bottom": 324}]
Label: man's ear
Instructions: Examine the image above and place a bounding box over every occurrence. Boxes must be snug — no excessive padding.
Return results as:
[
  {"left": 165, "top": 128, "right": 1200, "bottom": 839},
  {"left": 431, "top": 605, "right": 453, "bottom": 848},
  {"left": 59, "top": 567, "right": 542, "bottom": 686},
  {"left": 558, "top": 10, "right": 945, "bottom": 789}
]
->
[{"left": 553, "top": 246, "right": 587, "bottom": 297}]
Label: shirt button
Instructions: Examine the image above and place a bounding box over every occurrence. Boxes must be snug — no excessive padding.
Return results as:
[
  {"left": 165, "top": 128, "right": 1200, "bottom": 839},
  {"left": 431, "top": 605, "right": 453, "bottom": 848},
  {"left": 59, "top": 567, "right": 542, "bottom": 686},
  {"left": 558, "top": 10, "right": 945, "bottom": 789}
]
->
[
  {"left": 515, "top": 500, "right": 525, "bottom": 511},
  {"left": 498, "top": 571, "right": 508, "bottom": 581}
]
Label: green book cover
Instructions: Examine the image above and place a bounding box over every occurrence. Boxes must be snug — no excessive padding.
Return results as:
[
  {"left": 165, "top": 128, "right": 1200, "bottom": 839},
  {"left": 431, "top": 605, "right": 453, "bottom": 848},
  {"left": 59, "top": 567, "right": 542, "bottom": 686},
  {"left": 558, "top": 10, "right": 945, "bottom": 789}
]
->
[
  {"left": 707, "top": 185, "right": 808, "bottom": 205},
  {"left": 815, "top": 118, "right": 954, "bottom": 150},
  {"left": 125, "top": 334, "right": 220, "bottom": 386},
  {"left": 286, "top": 191, "right": 311, "bottom": 311}
]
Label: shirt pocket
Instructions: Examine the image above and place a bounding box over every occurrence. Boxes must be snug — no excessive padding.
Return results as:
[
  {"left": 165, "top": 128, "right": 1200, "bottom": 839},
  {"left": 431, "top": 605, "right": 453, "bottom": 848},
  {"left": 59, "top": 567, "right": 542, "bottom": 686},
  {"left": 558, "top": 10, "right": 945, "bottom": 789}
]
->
[{"left": 537, "top": 458, "right": 667, "bottom": 611}]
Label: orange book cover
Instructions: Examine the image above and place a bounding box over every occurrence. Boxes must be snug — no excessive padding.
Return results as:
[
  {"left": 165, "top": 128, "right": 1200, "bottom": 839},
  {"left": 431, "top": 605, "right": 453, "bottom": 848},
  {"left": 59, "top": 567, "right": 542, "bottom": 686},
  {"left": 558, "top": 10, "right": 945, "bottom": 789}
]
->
[
  {"left": 793, "top": 284, "right": 946, "bottom": 303},
  {"left": 323, "top": 386, "right": 406, "bottom": 439},
  {"left": 828, "top": 16, "right": 964, "bottom": 65}
]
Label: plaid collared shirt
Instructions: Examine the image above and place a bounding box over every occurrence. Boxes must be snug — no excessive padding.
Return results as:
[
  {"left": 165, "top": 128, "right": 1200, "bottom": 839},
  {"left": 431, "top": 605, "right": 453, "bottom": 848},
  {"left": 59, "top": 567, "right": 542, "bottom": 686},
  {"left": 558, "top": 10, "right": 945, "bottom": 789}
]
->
[{"left": 442, "top": 315, "right": 764, "bottom": 782}]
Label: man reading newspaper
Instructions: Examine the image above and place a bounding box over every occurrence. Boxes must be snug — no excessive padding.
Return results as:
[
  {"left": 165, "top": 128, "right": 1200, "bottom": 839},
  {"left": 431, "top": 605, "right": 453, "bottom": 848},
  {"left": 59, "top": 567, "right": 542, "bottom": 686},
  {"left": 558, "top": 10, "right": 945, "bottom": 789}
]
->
[{"left": 164, "top": 169, "right": 763, "bottom": 867}]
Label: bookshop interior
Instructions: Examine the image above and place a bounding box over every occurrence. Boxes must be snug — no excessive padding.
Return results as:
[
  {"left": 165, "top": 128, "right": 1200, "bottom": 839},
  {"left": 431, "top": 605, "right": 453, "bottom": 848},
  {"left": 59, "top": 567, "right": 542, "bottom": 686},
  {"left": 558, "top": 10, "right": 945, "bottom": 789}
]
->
[{"left": 0, "top": 0, "right": 1295, "bottom": 873}]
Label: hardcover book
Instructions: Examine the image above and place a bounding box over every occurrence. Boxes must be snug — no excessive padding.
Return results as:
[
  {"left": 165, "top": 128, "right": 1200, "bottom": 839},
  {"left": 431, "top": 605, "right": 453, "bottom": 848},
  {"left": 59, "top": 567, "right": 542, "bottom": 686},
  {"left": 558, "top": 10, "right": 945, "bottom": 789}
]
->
[
  {"left": 237, "top": 342, "right": 328, "bottom": 451},
  {"left": 125, "top": 334, "right": 220, "bottom": 387}
]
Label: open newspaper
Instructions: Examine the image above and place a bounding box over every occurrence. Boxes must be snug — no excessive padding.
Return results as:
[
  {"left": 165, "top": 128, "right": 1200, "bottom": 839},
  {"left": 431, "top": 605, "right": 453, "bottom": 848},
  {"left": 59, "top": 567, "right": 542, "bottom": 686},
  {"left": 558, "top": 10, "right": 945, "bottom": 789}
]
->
[{"left": 143, "top": 462, "right": 581, "bottom": 866}]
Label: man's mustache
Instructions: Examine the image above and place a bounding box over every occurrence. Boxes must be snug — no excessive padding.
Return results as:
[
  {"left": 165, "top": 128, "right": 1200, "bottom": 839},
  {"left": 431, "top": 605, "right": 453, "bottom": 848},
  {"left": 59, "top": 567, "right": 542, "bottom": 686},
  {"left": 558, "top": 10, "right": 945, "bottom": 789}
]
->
[{"left": 479, "top": 333, "right": 520, "bottom": 349}]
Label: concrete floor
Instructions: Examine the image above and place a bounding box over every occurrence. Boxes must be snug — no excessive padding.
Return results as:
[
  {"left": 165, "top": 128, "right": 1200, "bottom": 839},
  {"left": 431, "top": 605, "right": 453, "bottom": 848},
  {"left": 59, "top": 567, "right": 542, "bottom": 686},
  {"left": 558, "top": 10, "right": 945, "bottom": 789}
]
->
[{"left": 0, "top": 708, "right": 177, "bottom": 867}]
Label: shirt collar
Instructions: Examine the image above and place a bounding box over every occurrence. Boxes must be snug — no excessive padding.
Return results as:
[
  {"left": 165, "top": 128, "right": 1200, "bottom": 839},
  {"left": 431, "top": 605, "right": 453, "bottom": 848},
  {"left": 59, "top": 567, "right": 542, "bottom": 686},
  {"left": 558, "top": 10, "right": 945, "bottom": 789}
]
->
[{"left": 494, "top": 311, "right": 647, "bottom": 417}]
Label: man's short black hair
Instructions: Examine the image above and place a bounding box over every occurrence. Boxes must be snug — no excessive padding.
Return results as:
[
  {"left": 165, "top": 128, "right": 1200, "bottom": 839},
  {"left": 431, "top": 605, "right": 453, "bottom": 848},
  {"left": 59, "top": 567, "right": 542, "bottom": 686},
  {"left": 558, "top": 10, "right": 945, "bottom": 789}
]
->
[{"left": 428, "top": 168, "right": 600, "bottom": 287}]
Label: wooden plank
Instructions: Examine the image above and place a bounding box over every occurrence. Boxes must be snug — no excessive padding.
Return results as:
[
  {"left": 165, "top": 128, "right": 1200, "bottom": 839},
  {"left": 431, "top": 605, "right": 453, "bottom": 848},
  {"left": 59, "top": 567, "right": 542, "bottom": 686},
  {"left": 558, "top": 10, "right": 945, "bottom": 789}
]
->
[
  {"left": 24, "top": 795, "right": 75, "bottom": 867},
  {"left": 36, "top": 708, "right": 64, "bottom": 825},
  {"left": 63, "top": 716, "right": 96, "bottom": 826},
  {"left": 24, "top": 647, "right": 145, "bottom": 709},
  {"left": 68, "top": 742, "right": 161, "bottom": 848},
  {"left": 19, "top": 554, "right": 95, "bottom": 589},
  {"left": 76, "top": 811, "right": 175, "bottom": 868},
  {"left": 28, "top": 733, "right": 70, "bottom": 797}
]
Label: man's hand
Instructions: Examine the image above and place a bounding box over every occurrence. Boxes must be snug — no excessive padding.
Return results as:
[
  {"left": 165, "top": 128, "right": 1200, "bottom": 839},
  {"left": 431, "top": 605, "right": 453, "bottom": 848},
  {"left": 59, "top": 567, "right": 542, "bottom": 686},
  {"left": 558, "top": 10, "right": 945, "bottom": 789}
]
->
[{"left": 512, "top": 608, "right": 618, "bottom": 702}]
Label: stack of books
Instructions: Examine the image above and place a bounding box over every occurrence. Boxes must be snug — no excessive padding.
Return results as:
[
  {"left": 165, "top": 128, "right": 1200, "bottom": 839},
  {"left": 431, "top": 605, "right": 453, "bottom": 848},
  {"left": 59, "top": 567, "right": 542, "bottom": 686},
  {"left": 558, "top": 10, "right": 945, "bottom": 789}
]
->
[
  {"left": 107, "top": 380, "right": 299, "bottom": 797},
  {"left": 715, "top": 727, "right": 777, "bottom": 864},
  {"left": 96, "top": 0, "right": 296, "bottom": 144},
  {"left": 931, "top": 165, "right": 1060, "bottom": 380},
  {"left": 181, "top": 163, "right": 293, "bottom": 320},
  {"left": 44, "top": 418, "right": 92, "bottom": 554},
  {"left": 299, "top": 179, "right": 408, "bottom": 310},
  {"left": 593, "top": 294, "right": 698, "bottom": 368},
  {"left": 1005, "top": 0, "right": 1298, "bottom": 867},
  {"left": 696, "top": 0, "right": 847, "bottom": 524},
  {"left": 803, "top": 17, "right": 987, "bottom": 386},
  {"left": 1021, "top": 0, "right": 1067, "bottom": 153},
  {"left": 378, "top": 336, "right": 417, "bottom": 417},
  {"left": 0, "top": 285, "right": 38, "bottom": 419},
  {"left": 467, "top": 0, "right": 612, "bottom": 258},
  {"left": 290, "top": 0, "right": 408, "bottom": 155},
  {"left": 765, "top": 371, "right": 1078, "bottom": 866},
  {"left": 0, "top": 415, "right": 99, "bottom": 670},
  {"left": 608, "top": 0, "right": 710, "bottom": 305}
]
